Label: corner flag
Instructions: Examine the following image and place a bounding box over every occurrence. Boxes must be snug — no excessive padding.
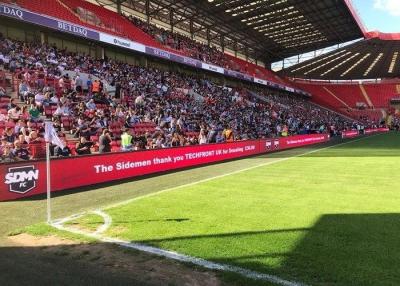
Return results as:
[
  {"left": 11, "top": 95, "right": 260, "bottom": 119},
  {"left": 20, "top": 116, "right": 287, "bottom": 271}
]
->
[
  {"left": 44, "top": 120, "right": 65, "bottom": 223},
  {"left": 44, "top": 121, "right": 65, "bottom": 149}
]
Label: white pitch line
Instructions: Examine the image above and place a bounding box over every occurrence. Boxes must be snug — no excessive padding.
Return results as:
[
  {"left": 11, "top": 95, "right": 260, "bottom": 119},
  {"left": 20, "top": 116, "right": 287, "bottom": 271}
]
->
[
  {"left": 49, "top": 133, "right": 382, "bottom": 286},
  {"left": 104, "top": 134, "right": 381, "bottom": 210},
  {"left": 51, "top": 215, "right": 308, "bottom": 286},
  {"left": 92, "top": 210, "right": 112, "bottom": 235}
]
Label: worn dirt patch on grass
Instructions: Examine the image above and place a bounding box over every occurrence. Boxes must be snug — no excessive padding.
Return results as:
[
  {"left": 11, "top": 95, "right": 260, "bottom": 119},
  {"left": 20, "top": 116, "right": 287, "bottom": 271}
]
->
[{"left": 8, "top": 234, "right": 227, "bottom": 286}]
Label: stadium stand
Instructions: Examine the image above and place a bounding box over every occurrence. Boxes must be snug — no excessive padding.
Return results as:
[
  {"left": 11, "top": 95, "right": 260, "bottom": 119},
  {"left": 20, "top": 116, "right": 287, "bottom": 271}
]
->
[
  {"left": 0, "top": 36, "right": 362, "bottom": 162},
  {"left": 11, "top": 0, "right": 174, "bottom": 51},
  {"left": 292, "top": 80, "right": 399, "bottom": 121},
  {"left": 5, "top": 0, "right": 300, "bottom": 86}
]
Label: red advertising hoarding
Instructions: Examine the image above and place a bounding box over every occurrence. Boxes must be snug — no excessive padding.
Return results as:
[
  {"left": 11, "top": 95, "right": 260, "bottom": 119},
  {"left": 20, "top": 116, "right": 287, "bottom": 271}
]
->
[
  {"left": 343, "top": 128, "right": 389, "bottom": 138},
  {"left": 342, "top": 130, "right": 359, "bottom": 139},
  {"left": 365, "top": 128, "right": 390, "bottom": 134},
  {"left": 262, "top": 134, "right": 330, "bottom": 152},
  {"left": 0, "top": 134, "right": 330, "bottom": 201}
]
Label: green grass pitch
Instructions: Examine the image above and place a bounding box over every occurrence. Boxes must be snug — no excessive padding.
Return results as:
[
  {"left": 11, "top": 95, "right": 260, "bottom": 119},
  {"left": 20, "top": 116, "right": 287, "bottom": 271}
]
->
[{"left": 48, "top": 133, "right": 400, "bottom": 285}]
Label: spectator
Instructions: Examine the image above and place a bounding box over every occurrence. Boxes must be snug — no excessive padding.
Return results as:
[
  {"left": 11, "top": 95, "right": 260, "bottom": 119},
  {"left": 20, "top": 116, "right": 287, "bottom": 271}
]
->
[
  {"left": 75, "top": 136, "right": 92, "bottom": 155},
  {"left": 86, "top": 98, "right": 96, "bottom": 111},
  {"left": 0, "top": 145, "right": 14, "bottom": 162},
  {"left": 222, "top": 125, "right": 234, "bottom": 142},
  {"left": 0, "top": 86, "right": 8, "bottom": 98},
  {"left": 54, "top": 140, "right": 71, "bottom": 157},
  {"left": 7, "top": 106, "right": 20, "bottom": 121},
  {"left": 121, "top": 129, "right": 133, "bottom": 151},
  {"left": 12, "top": 140, "right": 30, "bottom": 161},
  {"left": 98, "top": 129, "right": 112, "bottom": 153},
  {"left": 3, "top": 127, "right": 16, "bottom": 144},
  {"left": 198, "top": 129, "right": 208, "bottom": 144},
  {"left": 28, "top": 104, "right": 41, "bottom": 122}
]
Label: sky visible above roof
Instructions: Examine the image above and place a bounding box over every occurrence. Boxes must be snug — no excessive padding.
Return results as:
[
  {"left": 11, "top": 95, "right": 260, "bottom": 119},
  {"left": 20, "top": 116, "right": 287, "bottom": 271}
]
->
[{"left": 352, "top": 0, "right": 400, "bottom": 33}]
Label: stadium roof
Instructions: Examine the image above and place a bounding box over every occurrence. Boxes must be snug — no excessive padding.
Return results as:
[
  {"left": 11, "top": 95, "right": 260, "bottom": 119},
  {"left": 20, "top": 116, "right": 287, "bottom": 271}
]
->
[
  {"left": 100, "top": 0, "right": 365, "bottom": 63},
  {"left": 281, "top": 32, "right": 400, "bottom": 80}
]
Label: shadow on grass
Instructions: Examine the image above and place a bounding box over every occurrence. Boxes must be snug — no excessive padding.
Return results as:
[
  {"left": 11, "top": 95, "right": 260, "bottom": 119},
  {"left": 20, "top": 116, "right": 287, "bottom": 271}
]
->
[
  {"left": 3, "top": 214, "right": 400, "bottom": 286},
  {"left": 137, "top": 213, "right": 400, "bottom": 286},
  {"left": 0, "top": 242, "right": 152, "bottom": 286}
]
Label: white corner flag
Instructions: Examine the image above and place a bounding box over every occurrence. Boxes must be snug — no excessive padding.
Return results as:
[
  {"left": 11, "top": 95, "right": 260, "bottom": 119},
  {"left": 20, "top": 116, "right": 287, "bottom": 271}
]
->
[
  {"left": 45, "top": 121, "right": 65, "bottom": 149},
  {"left": 44, "top": 121, "right": 65, "bottom": 224}
]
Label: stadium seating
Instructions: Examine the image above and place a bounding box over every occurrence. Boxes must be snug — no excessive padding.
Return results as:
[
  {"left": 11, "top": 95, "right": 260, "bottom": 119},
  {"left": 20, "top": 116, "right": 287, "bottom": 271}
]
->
[
  {"left": 12, "top": 0, "right": 291, "bottom": 86},
  {"left": 362, "top": 83, "right": 399, "bottom": 108},
  {"left": 293, "top": 80, "right": 399, "bottom": 120},
  {"left": 14, "top": 0, "right": 166, "bottom": 50}
]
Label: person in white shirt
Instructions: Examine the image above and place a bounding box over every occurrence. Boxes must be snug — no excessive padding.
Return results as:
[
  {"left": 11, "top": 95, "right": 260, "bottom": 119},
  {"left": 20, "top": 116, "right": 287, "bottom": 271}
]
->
[
  {"left": 50, "top": 94, "right": 59, "bottom": 105},
  {"left": 34, "top": 92, "right": 45, "bottom": 107},
  {"left": 86, "top": 99, "right": 96, "bottom": 110},
  {"left": 0, "top": 112, "right": 7, "bottom": 122},
  {"left": 8, "top": 107, "right": 21, "bottom": 121},
  {"left": 199, "top": 129, "right": 208, "bottom": 144}
]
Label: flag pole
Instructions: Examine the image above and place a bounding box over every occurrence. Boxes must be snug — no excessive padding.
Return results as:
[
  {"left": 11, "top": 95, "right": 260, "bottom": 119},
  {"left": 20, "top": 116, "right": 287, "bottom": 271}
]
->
[
  {"left": 44, "top": 119, "right": 52, "bottom": 224},
  {"left": 46, "top": 140, "right": 51, "bottom": 224},
  {"left": 44, "top": 119, "right": 65, "bottom": 224}
]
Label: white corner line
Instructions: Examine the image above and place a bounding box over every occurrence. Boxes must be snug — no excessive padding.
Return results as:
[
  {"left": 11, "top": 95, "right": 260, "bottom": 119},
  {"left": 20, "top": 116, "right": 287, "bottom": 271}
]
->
[
  {"left": 50, "top": 220, "right": 308, "bottom": 286},
  {"left": 104, "top": 134, "right": 381, "bottom": 210},
  {"left": 92, "top": 210, "right": 112, "bottom": 235}
]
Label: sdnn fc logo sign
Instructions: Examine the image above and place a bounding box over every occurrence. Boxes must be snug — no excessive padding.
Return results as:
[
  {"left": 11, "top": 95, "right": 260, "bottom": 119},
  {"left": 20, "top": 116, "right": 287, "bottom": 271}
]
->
[{"left": 5, "top": 165, "right": 39, "bottom": 194}]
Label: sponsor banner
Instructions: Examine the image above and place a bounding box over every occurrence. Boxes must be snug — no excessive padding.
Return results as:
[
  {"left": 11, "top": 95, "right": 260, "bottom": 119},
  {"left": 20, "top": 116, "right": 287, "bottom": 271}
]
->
[
  {"left": 1, "top": 163, "right": 44, "bottom": 200},
  {"left": 0, "top": 4, "right": 100, "bottom": 40},
  {"left": 145, "top": 47, "right": 172, "bottom": 60},
  {"left": 261, "top": 134, "right": 329, "bottom": 153},
  {"left": 224, "top": 69, "right": 253, "bottom": 81},
  {"left": 342, "top": 130, "right": 359, "bottom": 139},
  {"left": 239, "top": 73, "right": 254, "bottom": 82},
  {"left": 0, "top": 134, "right": 331, "bottom": 201},
  {"left": 202, "top": 63, "right": 224, "bottom": 74},
  {"left": 365, "top": 128, "right": 390, "bottom": 134},
  {"left": 100, "top": 33, "right": 146, "bottom": 52},
  {"left": 171, "top": 54, "right": 202, "bottom": 68},
  {"left": 279, "top": 134, "right": 330, "bottom": 149},
  {"left": 365, "top": 129, "right": 377, "bottom": 134},
  {"left": 267, "top": 81, "right": 280, "bottom": 89},
  {"left": 0, "top": 140, "right": 259, "bottom": 201},
  {"left": 254, "top": 78, "right": 268, "bottom": 85},
  {"left": 145, "top": 47, "right": 203, "bottom": 68}
]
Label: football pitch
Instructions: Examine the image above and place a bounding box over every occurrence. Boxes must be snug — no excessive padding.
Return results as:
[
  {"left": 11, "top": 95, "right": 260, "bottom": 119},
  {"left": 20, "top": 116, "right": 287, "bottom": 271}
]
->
[{"left": 30, "top": 133, "right": 400, "bottom": 285}]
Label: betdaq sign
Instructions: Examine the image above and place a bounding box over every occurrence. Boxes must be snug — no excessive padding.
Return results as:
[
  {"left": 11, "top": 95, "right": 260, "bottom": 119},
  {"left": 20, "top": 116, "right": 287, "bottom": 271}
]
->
[
  {"left": 0, "top": 4, "right": 100, "bottom": 40},
  {"left": 0, "top": 5, "right": 24, "bottom": 19},
  {"left": 57, "top": 21, "right": 89, "bottom": 38}
]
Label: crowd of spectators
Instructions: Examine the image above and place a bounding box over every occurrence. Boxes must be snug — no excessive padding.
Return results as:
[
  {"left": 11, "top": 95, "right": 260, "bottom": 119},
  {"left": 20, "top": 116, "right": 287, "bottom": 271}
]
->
[
  {"left": 0, "top": 36, "right": 363, "bottom": 162},
  {"left": 128, "top": 16, "right": 230, "bottom": 69}
]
